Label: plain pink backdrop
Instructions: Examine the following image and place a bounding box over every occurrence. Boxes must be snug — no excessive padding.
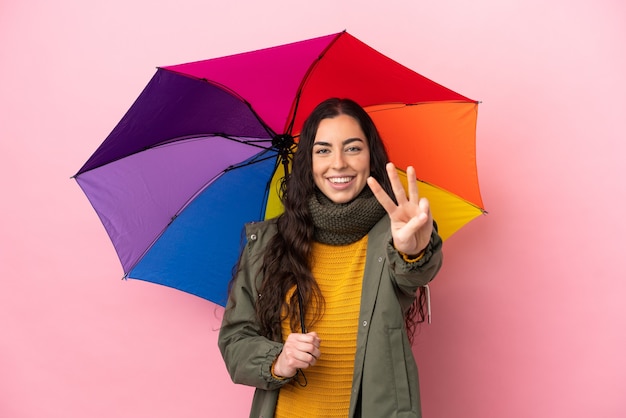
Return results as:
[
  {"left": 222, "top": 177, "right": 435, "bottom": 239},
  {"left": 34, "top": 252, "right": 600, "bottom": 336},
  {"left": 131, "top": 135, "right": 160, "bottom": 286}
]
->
[{"left": 1, "top": 1, "right": 625, "bottom": 417}]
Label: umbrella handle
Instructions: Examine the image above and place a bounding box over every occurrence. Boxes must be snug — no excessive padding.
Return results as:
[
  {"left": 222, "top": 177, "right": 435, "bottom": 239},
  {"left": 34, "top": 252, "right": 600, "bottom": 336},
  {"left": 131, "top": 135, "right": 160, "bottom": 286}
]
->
[
  {"left": 295, "top": 286, "right": 308, "bottom": 388},
  {"left": 297, "top": 286, "right": 306, "bottom": 333}
]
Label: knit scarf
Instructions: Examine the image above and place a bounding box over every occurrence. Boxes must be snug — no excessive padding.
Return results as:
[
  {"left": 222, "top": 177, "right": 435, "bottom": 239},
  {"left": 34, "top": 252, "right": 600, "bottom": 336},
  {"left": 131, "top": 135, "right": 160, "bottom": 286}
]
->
[{"left": 308, "top": 187, "right": 386, "bottom": 245}]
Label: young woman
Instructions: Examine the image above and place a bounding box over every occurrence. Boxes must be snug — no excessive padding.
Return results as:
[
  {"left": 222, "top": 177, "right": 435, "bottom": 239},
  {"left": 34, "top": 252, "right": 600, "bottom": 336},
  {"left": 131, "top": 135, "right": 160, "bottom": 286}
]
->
[{"left": 218, "top": 98, "right": 443, "bottom": 417}]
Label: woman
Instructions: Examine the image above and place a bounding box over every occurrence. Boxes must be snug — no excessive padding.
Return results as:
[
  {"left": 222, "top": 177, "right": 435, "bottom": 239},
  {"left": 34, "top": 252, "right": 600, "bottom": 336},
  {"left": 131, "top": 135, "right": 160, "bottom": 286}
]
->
[{"left": 218, "top": 98, "right": 443, "bottom": 417}]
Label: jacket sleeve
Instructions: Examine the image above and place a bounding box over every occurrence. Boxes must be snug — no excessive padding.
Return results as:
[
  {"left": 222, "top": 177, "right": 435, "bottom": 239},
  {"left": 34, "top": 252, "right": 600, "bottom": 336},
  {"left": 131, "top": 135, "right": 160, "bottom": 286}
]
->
[
  {"left": 217, "top": 224, "right": 292, "bottom": 391},
  {"left": 386, "top": 223, "right": 443, "bottom": 298}
]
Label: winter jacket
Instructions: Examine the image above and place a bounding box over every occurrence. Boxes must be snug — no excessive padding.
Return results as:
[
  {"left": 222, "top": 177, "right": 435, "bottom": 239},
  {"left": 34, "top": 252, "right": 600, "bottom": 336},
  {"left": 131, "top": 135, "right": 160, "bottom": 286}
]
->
[{"left": 218, "top": 215, "right": 443, "bottom": 418}]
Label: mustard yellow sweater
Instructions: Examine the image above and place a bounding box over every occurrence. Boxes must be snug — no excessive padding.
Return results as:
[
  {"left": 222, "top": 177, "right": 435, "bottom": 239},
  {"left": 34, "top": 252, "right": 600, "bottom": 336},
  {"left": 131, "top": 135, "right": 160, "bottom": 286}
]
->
[{"left": 275, "top": 236, "right": 368, "bottom": 418}]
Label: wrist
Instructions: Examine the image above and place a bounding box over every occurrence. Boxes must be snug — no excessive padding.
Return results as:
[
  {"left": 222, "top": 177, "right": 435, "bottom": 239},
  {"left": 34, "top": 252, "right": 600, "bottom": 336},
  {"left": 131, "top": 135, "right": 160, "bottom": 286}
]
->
[
  {"left": 398, "top": 247, "right": 426, "bottom": 263},
  {"left": 271, "top": 359, "right": 295, "bottom": 380}
]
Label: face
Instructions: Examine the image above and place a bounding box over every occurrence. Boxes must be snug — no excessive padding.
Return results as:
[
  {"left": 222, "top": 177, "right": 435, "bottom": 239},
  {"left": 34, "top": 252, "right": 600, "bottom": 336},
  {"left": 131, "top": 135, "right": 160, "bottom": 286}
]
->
[{"left": 312, "top": 114, "right": 371, "bottom": 204}]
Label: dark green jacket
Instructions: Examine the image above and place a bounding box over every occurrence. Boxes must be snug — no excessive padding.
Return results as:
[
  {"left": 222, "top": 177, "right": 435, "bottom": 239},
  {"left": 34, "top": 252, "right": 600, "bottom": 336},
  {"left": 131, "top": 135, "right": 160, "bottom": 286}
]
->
[{"left": 218, "top": 215, "right": 443, "bottom": 418}]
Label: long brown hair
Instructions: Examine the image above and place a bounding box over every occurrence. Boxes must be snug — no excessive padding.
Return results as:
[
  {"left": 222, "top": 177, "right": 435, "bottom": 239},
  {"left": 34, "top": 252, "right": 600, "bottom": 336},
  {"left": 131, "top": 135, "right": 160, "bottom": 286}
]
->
[{"left": 252, "top": 98, "right": 426, "bottom": 341}]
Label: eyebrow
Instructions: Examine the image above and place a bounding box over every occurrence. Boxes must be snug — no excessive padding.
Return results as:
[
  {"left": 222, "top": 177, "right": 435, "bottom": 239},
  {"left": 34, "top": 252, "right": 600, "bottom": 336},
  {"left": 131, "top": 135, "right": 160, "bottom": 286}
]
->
[{"left": 313, "top": 137, "right": 365, "bottom": 147}]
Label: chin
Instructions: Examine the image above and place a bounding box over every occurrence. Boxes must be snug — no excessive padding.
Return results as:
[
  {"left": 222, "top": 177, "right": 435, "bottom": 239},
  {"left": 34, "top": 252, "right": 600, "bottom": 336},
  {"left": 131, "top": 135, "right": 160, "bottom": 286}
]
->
[{"left": 327, "top": 192, "right": 358, "bottom": 204}]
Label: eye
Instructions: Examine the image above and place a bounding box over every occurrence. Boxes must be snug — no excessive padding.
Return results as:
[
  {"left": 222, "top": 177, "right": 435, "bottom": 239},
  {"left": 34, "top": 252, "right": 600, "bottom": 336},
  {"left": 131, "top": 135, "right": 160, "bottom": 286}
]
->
[
  {"left": 314, "top": 147, "right": 330, "bottom": 154},
  {"left": 345, "top": 145, "right": 362, "bottom": 153}
]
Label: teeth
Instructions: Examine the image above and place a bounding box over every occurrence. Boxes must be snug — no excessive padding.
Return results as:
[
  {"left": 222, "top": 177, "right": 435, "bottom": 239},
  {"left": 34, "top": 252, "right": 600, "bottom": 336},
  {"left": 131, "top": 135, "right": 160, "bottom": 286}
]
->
[{"left": 329, "top": 177, "right": 352, "bottom": 184}]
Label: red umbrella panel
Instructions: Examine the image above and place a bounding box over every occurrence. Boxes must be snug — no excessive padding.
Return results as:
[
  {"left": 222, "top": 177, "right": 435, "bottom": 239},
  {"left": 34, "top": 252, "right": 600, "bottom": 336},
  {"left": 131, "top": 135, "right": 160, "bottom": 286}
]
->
[{"left": 74, "top": 31, "right": 485, "bottom": 305}]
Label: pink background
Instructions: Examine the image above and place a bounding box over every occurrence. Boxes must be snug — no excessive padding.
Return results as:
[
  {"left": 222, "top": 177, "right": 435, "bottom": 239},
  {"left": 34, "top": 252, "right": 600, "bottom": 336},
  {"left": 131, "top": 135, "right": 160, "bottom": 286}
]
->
[{"left": 2, "top": 1, "right": 625, "bottom": 417}]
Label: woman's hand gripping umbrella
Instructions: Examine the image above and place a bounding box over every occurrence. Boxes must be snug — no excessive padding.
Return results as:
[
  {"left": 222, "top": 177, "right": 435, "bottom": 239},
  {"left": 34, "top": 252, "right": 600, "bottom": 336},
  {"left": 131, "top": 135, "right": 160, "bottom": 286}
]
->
[{"left": 272, "top": 332, "right": 321, "bottom": 379}]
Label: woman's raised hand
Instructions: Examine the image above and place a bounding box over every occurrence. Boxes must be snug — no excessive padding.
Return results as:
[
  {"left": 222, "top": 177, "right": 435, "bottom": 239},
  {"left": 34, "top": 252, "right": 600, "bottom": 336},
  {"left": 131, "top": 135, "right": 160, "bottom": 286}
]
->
[{"left": 367, "top": 163, "right": 433, "bottom": 257}]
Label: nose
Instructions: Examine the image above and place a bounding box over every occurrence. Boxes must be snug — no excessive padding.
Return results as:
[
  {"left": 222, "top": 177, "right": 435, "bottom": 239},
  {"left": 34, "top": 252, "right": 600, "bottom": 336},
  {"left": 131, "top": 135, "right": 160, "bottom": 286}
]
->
[{"left": 331, "top": 151, "right": 347, "bottom": 169}]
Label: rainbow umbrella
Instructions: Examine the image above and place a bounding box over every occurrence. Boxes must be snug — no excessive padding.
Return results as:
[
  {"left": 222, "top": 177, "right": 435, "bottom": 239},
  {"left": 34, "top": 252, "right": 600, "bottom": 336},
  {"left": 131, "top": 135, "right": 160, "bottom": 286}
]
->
[{"left": 73, "top": 31, "right": 485, "bottom": 306}]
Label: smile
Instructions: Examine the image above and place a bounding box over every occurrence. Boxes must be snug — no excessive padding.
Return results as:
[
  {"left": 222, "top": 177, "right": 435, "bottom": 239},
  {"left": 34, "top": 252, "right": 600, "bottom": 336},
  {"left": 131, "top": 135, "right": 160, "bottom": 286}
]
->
[{"left": 328, "top": 177, "right": 354, "bottom": 184}]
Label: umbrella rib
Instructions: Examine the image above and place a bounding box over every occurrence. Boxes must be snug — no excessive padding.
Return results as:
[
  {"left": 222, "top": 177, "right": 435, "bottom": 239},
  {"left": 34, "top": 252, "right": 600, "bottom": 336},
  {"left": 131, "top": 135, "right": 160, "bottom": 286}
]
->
[
  {"left": 413, "top": 177, "right": 487, "bottom": 214},
  {"left": 283, "top": 31, "right": 346, "bottom": 135},
  {"left": 154, "top": 133, "right": 273, "bottom": 150},
  {"left": 165, "top": 68, "right": 278, "bottom": 139},
  {"left": 215, "top": 86, "right": 277, "bottom": 138},
  {"left": 176, "top": 150, "right": 281, "bottom": 219},
  {"left": 363, "top": 100, "right": 480, "bottom": 114},
  {"left": 225, "top": 153, "right": 280, "bottom": 172},
  {"left": 123, "top": 149, "right": 282, "bottom": 278},
  {"left": 74, "top": 134, "right": 275, "bottom": 178}
]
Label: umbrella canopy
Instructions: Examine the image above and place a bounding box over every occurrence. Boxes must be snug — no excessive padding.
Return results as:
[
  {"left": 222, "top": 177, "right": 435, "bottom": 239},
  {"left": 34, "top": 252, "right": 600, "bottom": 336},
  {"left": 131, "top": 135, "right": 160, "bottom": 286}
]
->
[{"left": 74, "top": 31, "right": 484, "bottom": 306}]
